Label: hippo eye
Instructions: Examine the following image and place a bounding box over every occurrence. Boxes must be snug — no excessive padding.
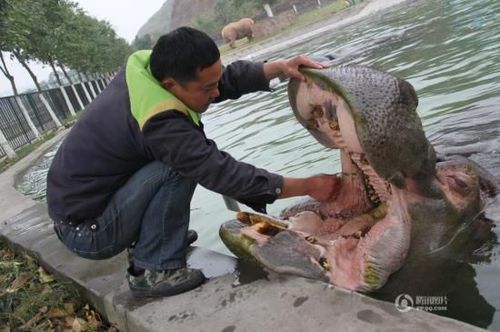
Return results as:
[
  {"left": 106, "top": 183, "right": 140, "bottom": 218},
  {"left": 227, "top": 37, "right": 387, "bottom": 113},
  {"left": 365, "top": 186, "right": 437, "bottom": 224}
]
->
[
  {"left": 446, "top": 175, "right": 471, "bottom": 196},
  {"left": 447, "top": 175, "right": 467, "bottom": 188}
]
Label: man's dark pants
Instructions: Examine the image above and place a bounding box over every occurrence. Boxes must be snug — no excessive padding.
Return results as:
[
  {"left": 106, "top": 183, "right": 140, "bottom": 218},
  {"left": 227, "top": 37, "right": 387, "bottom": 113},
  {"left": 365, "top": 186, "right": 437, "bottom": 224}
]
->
[{"left": 54, "top": 161, "right": 197, "bottom": 271}]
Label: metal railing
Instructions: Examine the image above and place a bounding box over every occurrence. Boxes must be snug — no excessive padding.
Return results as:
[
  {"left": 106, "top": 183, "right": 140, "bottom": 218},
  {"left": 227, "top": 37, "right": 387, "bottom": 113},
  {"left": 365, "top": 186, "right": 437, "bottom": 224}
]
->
[{"left": 0, "top": 78, "right": 110, "bottom": 158}]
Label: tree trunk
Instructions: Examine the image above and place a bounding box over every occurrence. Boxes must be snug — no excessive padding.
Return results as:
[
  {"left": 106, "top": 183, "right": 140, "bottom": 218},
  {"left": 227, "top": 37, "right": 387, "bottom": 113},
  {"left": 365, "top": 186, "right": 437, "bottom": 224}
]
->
[
  {"left": 13, "top": 51, "right": 63, "bottom": 128},
  {"left": 49, "top": 61, "right": 76, "bottom": 116},
  {"left": 0, "top": 52, "right": 19, "bottom": 95},
  {"left": 13, "top": 49, "right": 42, "bottom": 92},
  {"left": 263, "top": 3, "right": 274, "bottom": 17},
  {"left": 59, "top": 65, "right": 85, "bottom": 111},
  {"left": 59, "top": 64, "right": 73, "bottom": 84},
  {"left": 48, "top": 59, "right": 63, "bottom": 86},
  {"left": 39, "top": 94, "right": 62, "bottom": 127}
]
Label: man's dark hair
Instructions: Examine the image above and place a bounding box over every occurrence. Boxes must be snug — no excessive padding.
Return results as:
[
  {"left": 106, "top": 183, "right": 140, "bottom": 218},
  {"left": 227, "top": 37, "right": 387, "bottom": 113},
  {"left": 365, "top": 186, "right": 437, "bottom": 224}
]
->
[{"left": 150, "top": 27, "right": 220, "bottom": 83}]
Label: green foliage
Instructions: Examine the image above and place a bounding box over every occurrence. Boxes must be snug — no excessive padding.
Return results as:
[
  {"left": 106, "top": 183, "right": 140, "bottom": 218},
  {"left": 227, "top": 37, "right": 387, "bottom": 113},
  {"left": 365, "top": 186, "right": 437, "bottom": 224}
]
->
[
  {"left": 132, "top": 34, "right": 153, "bottom": 50},
  {"left": 193, "top": 0, "right": 259, "bottom": 38},
  {"left": 0, "top": 0, "right": 134, "bottom": 89},
  {"left": 231, "top": 0, "right": 279, "bottom": 11},
  {"left": 194, "top": 14, "right": 220, "bottom": 38}
]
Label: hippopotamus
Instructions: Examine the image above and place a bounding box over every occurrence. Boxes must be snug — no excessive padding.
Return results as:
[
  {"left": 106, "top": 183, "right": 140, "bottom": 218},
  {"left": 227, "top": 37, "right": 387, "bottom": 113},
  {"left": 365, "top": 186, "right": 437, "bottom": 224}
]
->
[
  {"left": 221, "top": 18, "right": 255, "bottom": 49},
  {"left": 219, "top": 65, "right": 499, "bottom": 293}
]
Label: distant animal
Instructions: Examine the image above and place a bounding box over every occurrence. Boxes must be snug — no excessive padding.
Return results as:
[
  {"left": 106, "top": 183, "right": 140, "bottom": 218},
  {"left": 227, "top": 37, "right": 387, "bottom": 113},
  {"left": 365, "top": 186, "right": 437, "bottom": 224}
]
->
[{"left": 221, "top": 18, "right": 255, "bottom": 49}]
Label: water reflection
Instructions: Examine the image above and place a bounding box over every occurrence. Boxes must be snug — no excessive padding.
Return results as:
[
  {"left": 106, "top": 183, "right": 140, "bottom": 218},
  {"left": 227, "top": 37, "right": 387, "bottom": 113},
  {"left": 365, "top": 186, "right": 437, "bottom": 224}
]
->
[{"left": 15, "top": 0, "right": 499, "bottom": 328}]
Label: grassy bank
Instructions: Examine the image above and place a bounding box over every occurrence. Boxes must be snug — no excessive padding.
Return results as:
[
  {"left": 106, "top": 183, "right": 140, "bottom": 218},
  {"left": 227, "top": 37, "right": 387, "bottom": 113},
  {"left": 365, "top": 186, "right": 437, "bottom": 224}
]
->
[
  {"left": 219, "top": 0, "right": 348, "bottom": 54},
  {"left": 0, "top": 240, "right": 116, "bottom": 331}
]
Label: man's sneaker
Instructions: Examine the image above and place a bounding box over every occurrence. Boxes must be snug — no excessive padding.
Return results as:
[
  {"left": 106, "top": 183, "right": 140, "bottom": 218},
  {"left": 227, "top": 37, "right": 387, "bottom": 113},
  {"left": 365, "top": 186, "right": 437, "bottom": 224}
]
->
[{"left": 127, "top": 267, "right": 205, "bottom": 298}]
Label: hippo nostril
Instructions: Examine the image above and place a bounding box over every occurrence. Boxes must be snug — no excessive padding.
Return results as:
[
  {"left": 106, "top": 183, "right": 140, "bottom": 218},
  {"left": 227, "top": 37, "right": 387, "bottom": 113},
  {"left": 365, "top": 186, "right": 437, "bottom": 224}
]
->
[
  {"left": 329, "top": 119, "right": 339, "bottom": 130},
  {"left": 311, "top": 105, "right": 324, "bottom": 118}
]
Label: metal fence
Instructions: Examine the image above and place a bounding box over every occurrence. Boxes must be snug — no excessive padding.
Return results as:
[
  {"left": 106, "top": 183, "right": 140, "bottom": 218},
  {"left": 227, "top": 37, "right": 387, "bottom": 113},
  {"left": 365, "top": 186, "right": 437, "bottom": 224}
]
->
[
  {"left": 0, "top": 78, "right": 109, "bottom": 158},
  {"left": 254, "top": 0, "right": 341, "bottom": 21}
]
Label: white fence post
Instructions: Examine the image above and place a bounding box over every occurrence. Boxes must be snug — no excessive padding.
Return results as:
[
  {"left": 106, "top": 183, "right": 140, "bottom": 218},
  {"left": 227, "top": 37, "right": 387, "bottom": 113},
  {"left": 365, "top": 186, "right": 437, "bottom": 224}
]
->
[
  {"left": 89, "top": 80, "right": 99, "bottom": 98},
  {"left": 70, "top": 84, "right": 85, "bottom": 111},
  {"left": 38, "top": 93, "right": 62, "bottom": 128},
  {"left": 0, "top": 128, "right": 16, "bottom": 159},
  {"left": 80, "top": 82, "right": 93, "bottom": 103},
  {"left": 15, "top": 96, "right": 41, "bottom": 139},
  {"left": 59, "top": 86, "right": 76, "bottom": 117}
]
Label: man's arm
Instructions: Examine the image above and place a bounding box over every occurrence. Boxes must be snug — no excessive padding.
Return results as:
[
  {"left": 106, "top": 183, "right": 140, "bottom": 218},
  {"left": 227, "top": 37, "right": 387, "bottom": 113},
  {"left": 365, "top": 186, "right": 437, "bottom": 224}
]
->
[
  {"left": 142, "top": 112, "right": 341, "bottom": 211},
  {"left": 263, "top": 55, "right": 326, "bottom": 81},
  {"left": 214, "top": 61, "right": 270, "bottom": 102},
  {"left": 214, "top": 55, "right": 327, "bottom": 102},
  {"left": 280, "top": 175, "right": 341, "bottom": 201}
]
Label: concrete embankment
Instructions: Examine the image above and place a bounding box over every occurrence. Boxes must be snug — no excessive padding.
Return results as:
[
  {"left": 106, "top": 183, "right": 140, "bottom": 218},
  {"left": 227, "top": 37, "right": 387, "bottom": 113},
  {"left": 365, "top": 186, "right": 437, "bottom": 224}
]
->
[
  {"left": 0, "top": 134, "right": 484, "bottom": 332},
  {"left": 0, "top": 1, "right": 487, "bottom": 330}
]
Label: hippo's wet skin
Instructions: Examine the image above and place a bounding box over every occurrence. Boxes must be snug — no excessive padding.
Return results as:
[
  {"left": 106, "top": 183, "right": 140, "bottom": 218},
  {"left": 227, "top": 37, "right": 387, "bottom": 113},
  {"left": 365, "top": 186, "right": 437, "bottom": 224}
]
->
[{"left": 219, "top": 66, "right": 499, "bottom": 293}]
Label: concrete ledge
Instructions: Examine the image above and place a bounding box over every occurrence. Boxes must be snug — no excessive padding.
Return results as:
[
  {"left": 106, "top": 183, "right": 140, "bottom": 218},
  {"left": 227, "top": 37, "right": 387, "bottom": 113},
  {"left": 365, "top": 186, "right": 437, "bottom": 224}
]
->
[{"left": 0, "top": 131, "right": 485, "bottom": 331}]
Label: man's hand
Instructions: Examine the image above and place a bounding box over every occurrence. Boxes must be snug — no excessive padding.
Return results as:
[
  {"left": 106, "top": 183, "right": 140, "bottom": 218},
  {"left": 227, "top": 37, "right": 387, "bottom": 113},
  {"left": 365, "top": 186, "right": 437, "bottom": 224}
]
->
[
  {"left": 279, "top": 174, "right": 341, "bottom": 202},
  {"left": 263, "top": 55, "right": 328, "bottom": 82},
  {"left": 304, "top": 173, "right": 341, "bottom": 201}
]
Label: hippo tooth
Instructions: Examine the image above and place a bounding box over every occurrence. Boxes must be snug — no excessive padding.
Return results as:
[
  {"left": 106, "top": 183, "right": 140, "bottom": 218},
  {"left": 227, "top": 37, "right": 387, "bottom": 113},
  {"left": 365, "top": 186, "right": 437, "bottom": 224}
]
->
[{"left": 319, "top": 257, "right": 331, "bottom": 271}]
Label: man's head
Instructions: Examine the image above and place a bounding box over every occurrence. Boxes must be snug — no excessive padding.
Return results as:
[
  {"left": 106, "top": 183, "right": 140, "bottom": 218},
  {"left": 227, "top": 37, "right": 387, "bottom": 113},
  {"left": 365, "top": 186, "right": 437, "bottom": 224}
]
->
[{"left": 150, "top": 27, "right": 222, "bottom": 113}]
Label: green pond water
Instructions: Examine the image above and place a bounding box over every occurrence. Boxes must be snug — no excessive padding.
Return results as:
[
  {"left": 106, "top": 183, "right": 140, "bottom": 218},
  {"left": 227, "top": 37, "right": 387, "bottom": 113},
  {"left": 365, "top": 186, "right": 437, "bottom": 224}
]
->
[{"left": 15, "top": 0, "right": 500, "bottom": 328}]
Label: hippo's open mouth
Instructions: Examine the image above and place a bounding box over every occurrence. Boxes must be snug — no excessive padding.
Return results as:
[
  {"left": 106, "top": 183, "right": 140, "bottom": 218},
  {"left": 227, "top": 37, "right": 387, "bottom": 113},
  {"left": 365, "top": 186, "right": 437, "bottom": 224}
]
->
[{"left": 220, "top": 66, "right": 497, "bottom": 292}]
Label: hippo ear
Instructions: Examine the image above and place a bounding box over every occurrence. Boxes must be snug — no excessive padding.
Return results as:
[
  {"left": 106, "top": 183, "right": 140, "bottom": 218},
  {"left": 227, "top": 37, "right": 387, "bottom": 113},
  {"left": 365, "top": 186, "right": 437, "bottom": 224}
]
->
[{"left": 399, "top": 79, "right": 419, "bottom": 110}]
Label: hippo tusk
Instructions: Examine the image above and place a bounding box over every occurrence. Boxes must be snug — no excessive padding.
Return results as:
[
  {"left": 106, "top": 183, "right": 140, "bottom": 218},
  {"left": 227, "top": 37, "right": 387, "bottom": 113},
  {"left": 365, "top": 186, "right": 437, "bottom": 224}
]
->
[{"left": 236, "top": 211, "right": 291, "bottom": 230}]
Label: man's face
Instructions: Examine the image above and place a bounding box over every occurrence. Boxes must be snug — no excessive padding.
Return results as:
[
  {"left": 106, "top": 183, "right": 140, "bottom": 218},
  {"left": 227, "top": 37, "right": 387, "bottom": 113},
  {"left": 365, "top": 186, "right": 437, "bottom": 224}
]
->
[{"left": 163, "top": 59, "right": 223, "bottom": 113}]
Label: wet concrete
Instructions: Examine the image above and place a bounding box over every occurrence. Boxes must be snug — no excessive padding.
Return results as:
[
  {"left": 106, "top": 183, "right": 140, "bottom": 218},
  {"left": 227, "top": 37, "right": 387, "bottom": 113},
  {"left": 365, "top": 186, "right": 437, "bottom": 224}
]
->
[
  {"left": 221, "top": 0, "right": 407, "bottom": 64},
  {"left": 0, "top": 131, "right": 487, "bottom": 332}
]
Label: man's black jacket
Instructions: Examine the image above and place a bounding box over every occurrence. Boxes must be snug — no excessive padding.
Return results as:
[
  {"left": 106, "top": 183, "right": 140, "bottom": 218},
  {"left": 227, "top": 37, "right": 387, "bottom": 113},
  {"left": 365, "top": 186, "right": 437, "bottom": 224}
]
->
[{"left": 47, "top": 60, "right": 283, "bottom": 224}]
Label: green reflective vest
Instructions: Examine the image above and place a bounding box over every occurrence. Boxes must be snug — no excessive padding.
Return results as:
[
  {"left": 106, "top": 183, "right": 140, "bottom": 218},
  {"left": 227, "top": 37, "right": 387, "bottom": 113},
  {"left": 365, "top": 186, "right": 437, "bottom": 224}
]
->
[{"left": 126, "top": 50, "right": 201, "bottom": 129}]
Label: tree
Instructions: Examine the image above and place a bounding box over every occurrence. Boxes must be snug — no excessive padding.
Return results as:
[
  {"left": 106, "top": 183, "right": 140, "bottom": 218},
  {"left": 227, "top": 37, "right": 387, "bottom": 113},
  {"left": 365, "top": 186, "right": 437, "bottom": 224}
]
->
[
  {"left": 132, "top": 34, "right": 153, "bottom": 50},
  {"left": 0, "top": 0, "right": 44, "bottom": 136},
  {"left": 232, "top": 0, "right": 279, "bottom": 18}
]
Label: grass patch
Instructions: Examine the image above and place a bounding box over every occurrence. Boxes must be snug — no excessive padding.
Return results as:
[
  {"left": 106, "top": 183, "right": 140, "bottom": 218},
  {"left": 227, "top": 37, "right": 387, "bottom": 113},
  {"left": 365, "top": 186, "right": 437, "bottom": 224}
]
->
[
  {"left": 219, "top": 0, "right": 348, "bottom": 55},
  {"left": 0, "top": 240, "right": 117, "bottom": 331},
  {"left": 292, "top": 1, "right": 346, "bottom": 27}
]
